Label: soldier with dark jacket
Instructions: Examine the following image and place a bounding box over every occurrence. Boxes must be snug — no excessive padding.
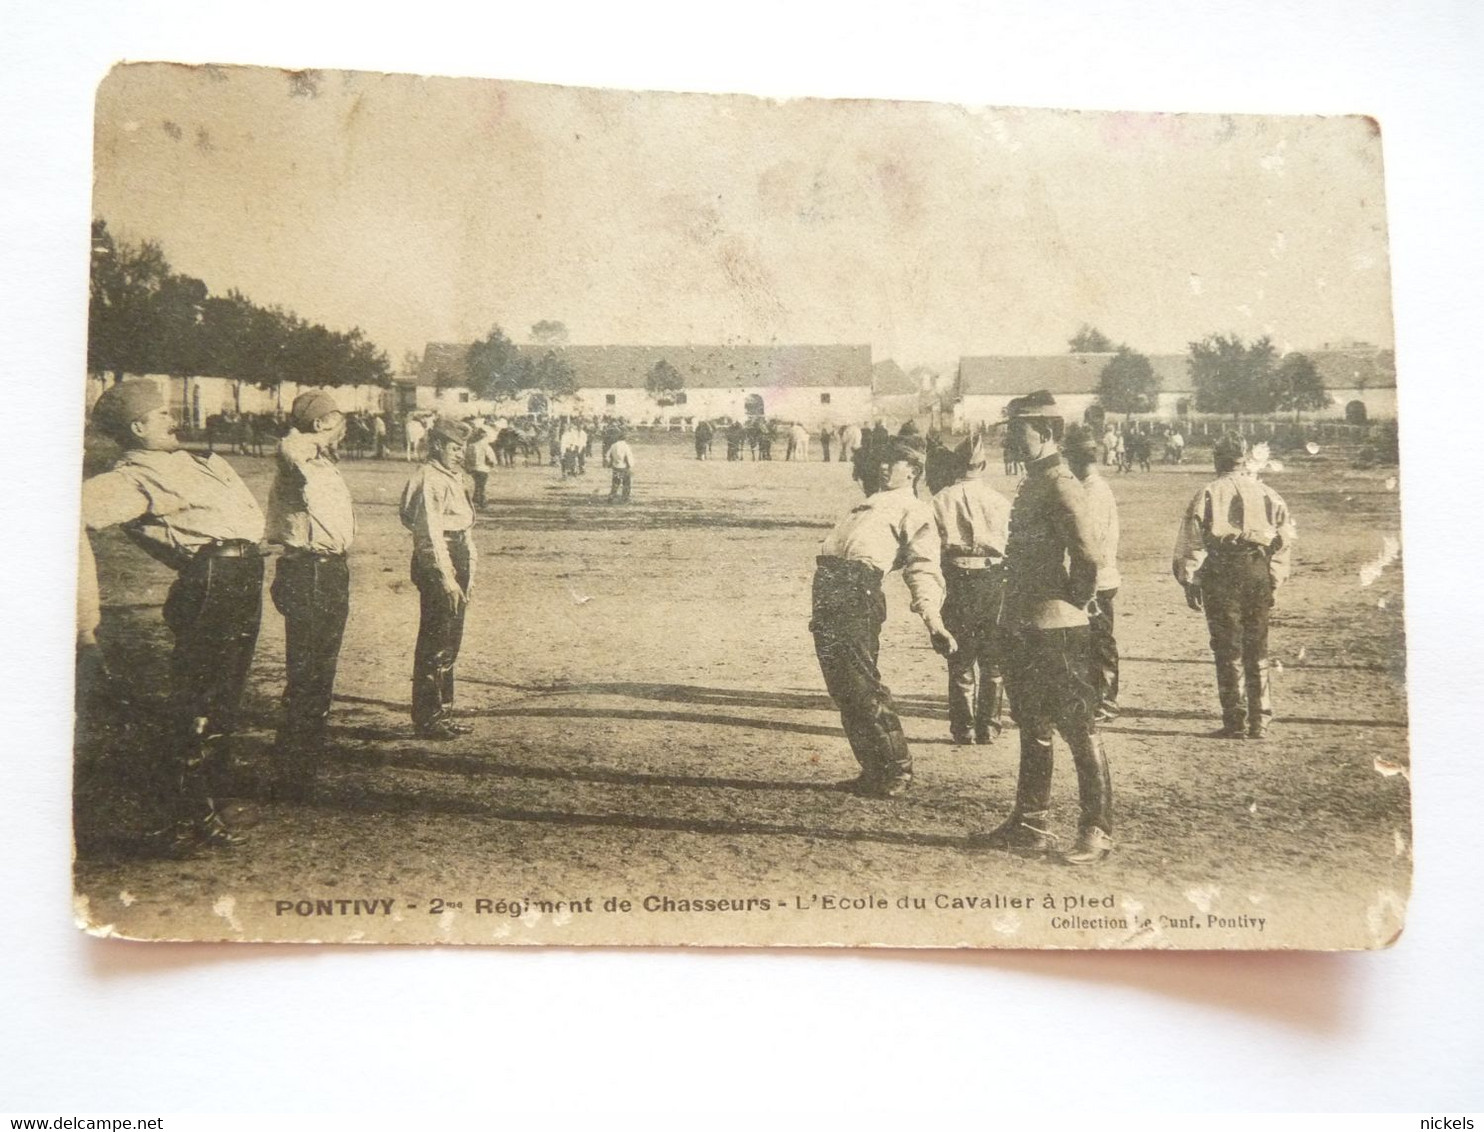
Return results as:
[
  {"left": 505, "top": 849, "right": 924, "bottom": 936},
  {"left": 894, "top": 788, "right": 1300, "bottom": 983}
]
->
[
  {"left": 1172, "top": 434, "right": 1295, "bottom": 739},
  {"left": 80, "top": 380, "right": 266, "bottom": 853},
  {"left": 812, "top": 435, "right": 955, "bottom": 797},
  {"left": 979, "top": 391, "right": 1113, "bottom": 865}
]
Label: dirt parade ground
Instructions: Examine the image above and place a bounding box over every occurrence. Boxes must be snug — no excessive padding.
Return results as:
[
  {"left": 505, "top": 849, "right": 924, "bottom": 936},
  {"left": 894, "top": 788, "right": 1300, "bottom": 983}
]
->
[{"left": 73, "top": 438, "right": 1412, "bottom": 949}]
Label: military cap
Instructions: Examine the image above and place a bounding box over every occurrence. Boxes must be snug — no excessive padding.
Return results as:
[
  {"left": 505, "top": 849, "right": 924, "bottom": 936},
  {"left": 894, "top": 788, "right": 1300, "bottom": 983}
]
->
[
  {"left": 1005, "top": 389, "right": 1061, "bottom": 419},
  {"left": 885, "top": 434, "right": 927, "bottom": 465},
  {"left": 91, "top": 380, "right": 166, "bottom": 442},
  {"left": 428, "top": 418, "right": 473, "bottom": 445},
  {"left": 897, "top": 420, "right": 921, "bottom": 438},
  {"left": 288, "top": 389, "right": 341, "bottom": 432},
  {"left": 1213, "top": 432, "right": 1248, "bottom": 465},
  {"left": 1062, "top": 423, "right": 1101, "bottom": 462}
]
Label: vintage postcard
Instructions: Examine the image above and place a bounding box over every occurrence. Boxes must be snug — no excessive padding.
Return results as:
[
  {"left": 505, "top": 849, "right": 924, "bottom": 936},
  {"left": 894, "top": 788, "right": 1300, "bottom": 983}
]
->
[{"left": 75, "top": 63, "right": 1409, "bottom": 948}]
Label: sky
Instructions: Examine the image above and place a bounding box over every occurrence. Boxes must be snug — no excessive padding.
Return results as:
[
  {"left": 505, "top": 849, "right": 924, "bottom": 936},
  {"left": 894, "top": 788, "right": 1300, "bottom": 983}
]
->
[{"left": 93, "top": 63, "right": 1395, "bottom": 374}]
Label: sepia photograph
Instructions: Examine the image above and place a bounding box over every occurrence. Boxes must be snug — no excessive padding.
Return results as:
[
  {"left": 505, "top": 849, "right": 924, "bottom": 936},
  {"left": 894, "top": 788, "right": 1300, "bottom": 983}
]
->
[{"left": 73, "top": 63, "right": 1410, "bottom": 949}]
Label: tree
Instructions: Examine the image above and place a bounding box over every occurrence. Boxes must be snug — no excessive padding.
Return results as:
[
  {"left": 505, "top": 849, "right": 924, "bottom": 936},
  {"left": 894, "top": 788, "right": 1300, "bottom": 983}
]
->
[
  {"left": 1188, "top": 333, "right": 1278, "bottom": 418},
  {"left": 1270, "top": 352, "right": 1331, "bottom": 419},
  {"left": 1096, "top": 347, "right": 1160, "bottom": 416},
  {"left": 464, "top": 324, "right": 530, "bottom": 400},
  {"left": 645, "top": 358, "right": 684, "bottom": 404},
  {"left": 530, "top": 320, "right": 569, "bottom": 346},
  {"left": 1068, "top": 324, "right": 1115, "bottom": 353},
  {"left": 532, "top": 350, "right": 578, "bottom": 397}
]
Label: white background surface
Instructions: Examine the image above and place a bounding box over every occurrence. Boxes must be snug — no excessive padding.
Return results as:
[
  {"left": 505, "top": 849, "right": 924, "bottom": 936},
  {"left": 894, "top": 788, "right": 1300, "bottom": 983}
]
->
[{"left": 2, "top": 0, "right": 1480, "bottom": 1116}]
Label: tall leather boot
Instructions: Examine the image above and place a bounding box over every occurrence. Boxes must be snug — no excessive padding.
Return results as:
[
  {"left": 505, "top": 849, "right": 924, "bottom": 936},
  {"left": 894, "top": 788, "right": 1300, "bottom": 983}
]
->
[
  {"left": 978, "top": 731, "right": 1055, "bottom": 851},
  {"left": 1245, "top": 660, "right": 1273, "bottom": 739},
  {"left": 1213, "top": 658, "right": 1247, "bottom": 737},
  {"left": 1064, "top": 730, "right": 1113, "bottom": 865},
  {"left": 975, "top": 676, "right": 1007, "bottom": 744}
]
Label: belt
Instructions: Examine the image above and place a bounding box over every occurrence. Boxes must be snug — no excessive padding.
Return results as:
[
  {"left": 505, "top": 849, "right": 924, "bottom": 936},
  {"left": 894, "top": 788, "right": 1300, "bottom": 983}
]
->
[
  {"left": 195, "top": 539, "right": 262, "bottom": 559},
  {"left": 945, "top": 554, "right": 1002, "bottom": 571},
  {"left": 1206, "top": 535, "right": 1268, "bottom": 556},
  {"left": 282, "top": 547, "right": 347, "bottom": 560}
]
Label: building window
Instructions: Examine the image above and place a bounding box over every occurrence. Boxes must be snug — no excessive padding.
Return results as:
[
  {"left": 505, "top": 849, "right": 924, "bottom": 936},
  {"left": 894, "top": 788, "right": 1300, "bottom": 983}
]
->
[
  {"left": 605, "top": 393, "right": 616, "bottom": 406},
  {"left": 819, "top": 392, "right": 831, "bottom": 404},
  {"left": 675, "top": 391, "right": 687, "bottom": 405},
  {"left": 459, "top": 391, "right": 470, "bottom": 403}
]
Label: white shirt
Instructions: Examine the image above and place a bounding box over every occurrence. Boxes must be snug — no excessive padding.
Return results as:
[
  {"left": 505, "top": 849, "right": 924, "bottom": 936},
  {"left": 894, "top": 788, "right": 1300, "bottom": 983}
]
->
[{"left": 819, "top": 485, "right": 944, "bottom": 614}]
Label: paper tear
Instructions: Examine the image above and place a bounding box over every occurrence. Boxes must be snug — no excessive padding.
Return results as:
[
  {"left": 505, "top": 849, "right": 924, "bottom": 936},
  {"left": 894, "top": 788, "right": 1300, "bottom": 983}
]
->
[
  {"left": 119, "top": 890, "right": 136, "bottom": 906},
  {"left": 568, "top": 587, "right": 593, "bottom": 605},
  {"left": 212, "top": 895, "right": 243, "bottom": 933},
  {"left": 1384, "top": 476, "right": 1397, "bottom": 490},
  {"left": 1393, "top": 830, "right": 1409, "bottom": 857},
  {"left": 1358, "top": 536, "right": 1401, "bottom": 587},
  {"left": 1373, "top": 757, "right": 1410, "bottom": 781}
]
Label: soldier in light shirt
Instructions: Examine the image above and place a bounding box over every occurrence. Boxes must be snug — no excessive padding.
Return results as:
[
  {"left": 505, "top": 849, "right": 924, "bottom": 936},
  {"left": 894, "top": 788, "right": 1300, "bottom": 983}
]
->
[
  {"left": 811, "top": 434, "right": 955, "bottom": 797},
  {"left": 265, "top": 390, "right": 355, "bottom": 801},
  {"left": 81, "top": 380, "right": 266, "bottom": 854}
]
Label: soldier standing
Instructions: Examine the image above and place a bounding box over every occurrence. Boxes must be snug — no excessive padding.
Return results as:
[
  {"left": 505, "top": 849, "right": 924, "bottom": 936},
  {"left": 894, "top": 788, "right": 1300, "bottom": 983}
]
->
[
  {"left": 811, "top": 435, "right": 956, "bottom": 797},
  {"left": 265, "top": 391, "right": 355, "bottom": 802},
  {"left": 1172, "top": 434, "right": 1295, "bottom": 739},
  {"left": 930, "top": 435, "right": 1011, "bottom": 745},
  {"left": 401, "top": 418, "right": 477, "bottom": 740},
  {"left": 818, "top": 424, "right": 833, "bottom": 463},
  {"left": 980, "top": 391, "right": 1113, "bottom": 865},
  {"left": 605, "top": 427, "right": 636, "bottom": 503},
  {"left": 80, "top": 380, "right": 266, "bottom": 853},
  {"left": 1063, "top": 424, "right": 1122, "bottom": 722}
]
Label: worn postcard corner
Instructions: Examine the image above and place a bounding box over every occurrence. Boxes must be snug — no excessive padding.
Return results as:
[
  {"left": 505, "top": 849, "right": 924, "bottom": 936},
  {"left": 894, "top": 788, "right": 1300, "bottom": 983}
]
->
[{"left": 75, "top": 62, "right": 1410, "bottom": 950}]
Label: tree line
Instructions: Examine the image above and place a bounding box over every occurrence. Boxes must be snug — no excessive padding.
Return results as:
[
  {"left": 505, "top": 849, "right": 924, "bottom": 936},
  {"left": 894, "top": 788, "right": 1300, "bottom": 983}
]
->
[
  {"left": 460, "top": 324, "right": 579, "bottom": 401},
  {"left": 1070, "top": 323, "right": 1335, "bottom": 418},
  {"left": 88, "top": 219, "right": 392, "bottom": 389}
]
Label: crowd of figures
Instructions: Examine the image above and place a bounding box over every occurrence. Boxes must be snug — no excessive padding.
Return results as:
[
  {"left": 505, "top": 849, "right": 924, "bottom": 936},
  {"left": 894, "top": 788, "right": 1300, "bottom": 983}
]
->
[{"left": 77, "top": 379, "right": 1294, "bottom": 868}]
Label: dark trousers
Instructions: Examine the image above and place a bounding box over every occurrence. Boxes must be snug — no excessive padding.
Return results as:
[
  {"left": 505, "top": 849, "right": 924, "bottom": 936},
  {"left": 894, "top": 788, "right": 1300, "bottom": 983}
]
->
[
  {"left": 1004, "top": 624, "right": 1111, "bottom": 834},
  {"left": 610, "top": 468, "right": 632, "bottom": 502},
  {"left": 471, "top": 470, "right": 488, "bottom": 507},
  {"left": 1089, "top": 587, "right": 1120, "bottom": 714},
  {"left": 271, "top": 553, "right": 350, "bottom": 771},
  {"left": 411, "top": 537, "right": 471, "bottom": 730},
  {"left": 161, "top": 552, "right": 264, "bottom": 813},
  {"left": 1201, "top": 551, "right": 1274, "bottom": 729},
  {"left": 942, "top": 566, "right": 1006, "bottom": 739},
  {"left": 810, "top": 558, "right": 911, "bottom": 782}
]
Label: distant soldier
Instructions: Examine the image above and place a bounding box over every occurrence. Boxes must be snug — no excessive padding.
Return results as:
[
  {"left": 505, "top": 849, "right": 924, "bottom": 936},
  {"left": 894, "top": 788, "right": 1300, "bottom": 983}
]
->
[
  {"left": 80, "top": 380, "right": 266, "bottom": 853},
  {"left": 979, "top": 391, "right": 1112, "bottom": 865},
  {"left": 372, "top": 413, "right": 388, "bottom": 459},
  {"left": 818, "top": 424, "right": 833, "bottom": 463},
  {"left": 466, "top": 424, "right": 495, "bottom": 507},
  {"left": 811, "top": 434, "right": 955, "bottom": 797},
  {"left": 605, "top": 427, "right": 636, "bottom": 503},
  {"left": 1063, "top": 424, "right": 1122, "bottom": 722},
  {"left": 726, "top": 420, "right": 745, "bottom": 461},
  {"left": 265, "top": 391, "right": 355, "bottom": 802},
  {"left": 1172, "top": 434, "right": 1296, "bottom": 739},
  {"left": 1168, "top": 428, "right": 1186, "bottom": 465},
  {"left": 694, "top": 419, "right": 714, "bottom": 460},
  {"left": 930, "top": 434, "right": 1011, "bottom": 745},
  {"left": 759, "top": 420, "right": 776, "bottom": 461},
  {"left": 400, "top": 418, "right": 477, "bottom": 740}
]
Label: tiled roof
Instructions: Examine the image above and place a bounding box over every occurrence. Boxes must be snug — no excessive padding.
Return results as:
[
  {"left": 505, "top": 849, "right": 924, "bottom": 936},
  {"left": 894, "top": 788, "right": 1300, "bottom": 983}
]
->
[
  {"left": 418, "top": 343, "right": 873, "bottom": 390},
  {"left": 960, "top": 353, "right": 1191, "bottom": 396}
]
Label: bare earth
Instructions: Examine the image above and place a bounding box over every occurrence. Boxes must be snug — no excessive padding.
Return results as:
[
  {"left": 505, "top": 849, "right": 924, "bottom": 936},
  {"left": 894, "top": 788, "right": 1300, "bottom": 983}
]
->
[{"left": 73, "top": 439, "right": 1412, "bottom": 949}]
